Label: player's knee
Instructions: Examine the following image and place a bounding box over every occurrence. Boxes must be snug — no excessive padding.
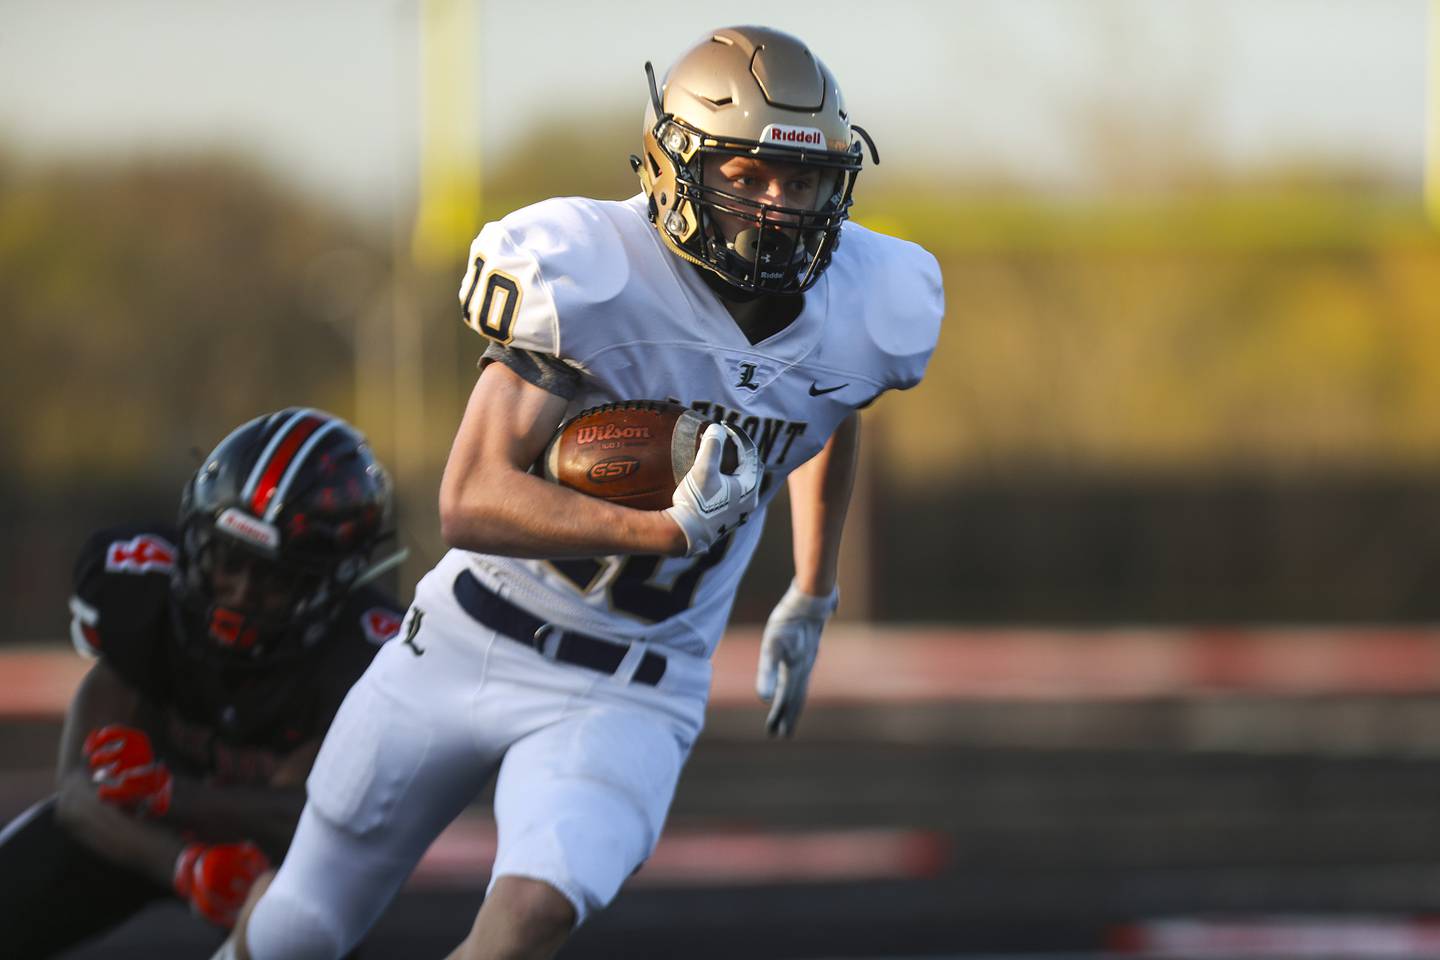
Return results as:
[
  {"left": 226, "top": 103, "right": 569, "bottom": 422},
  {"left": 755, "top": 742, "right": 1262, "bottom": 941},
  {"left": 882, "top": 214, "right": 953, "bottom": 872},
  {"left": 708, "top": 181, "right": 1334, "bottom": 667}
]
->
[
  {"left": 488, "top": 876, "right": 577, "bottom": 947},
  {"left": 493, "top": 782, "right": 662, "bottom": 927},
  {"left": 243, "top": 883, "right": 345, "bottom": 960}
]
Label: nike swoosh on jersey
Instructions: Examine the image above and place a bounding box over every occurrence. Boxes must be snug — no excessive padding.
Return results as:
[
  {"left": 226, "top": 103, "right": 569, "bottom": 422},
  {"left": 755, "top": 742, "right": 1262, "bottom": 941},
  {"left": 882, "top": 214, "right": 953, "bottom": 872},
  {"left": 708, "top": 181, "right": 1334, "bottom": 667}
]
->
[{"left": 808, "top": 381, "right": 849, "bottom": 396}]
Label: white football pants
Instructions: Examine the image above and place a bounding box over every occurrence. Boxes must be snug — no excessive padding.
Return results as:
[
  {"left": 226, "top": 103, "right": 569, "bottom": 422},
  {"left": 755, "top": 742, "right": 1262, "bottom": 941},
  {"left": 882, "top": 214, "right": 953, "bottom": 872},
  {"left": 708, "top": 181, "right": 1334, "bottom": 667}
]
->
[{"left": 245, "top": 553, "right": 711, "bottom": 960}]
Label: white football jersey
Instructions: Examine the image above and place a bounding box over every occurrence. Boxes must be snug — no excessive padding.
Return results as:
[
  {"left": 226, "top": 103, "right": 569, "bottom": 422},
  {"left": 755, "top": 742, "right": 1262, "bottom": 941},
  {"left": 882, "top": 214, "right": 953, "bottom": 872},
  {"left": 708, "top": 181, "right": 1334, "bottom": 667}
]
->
[{"left": 452, "top": 193, "right": 942, "bottom": 658}]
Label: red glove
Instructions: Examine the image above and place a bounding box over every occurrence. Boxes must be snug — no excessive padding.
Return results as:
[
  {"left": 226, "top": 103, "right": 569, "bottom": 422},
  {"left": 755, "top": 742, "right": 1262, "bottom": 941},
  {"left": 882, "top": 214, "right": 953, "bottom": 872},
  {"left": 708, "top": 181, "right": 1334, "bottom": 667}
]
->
[
  {"left": 83, "top": 724, "right": 172, "bottom": 817},
  {"left": 173, "top": 841, "right": 271, "bottom": 929},
  {"left": 84, "top": 724, "right": 154, "bottom": 777}
]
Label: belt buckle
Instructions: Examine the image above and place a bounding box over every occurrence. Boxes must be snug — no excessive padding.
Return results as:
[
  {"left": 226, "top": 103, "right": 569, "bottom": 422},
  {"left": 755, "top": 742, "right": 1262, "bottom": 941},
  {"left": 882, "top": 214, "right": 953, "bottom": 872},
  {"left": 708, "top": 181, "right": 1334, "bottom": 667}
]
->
[{"left": 532, "top": 624, "right": 564, "bottom": 659}]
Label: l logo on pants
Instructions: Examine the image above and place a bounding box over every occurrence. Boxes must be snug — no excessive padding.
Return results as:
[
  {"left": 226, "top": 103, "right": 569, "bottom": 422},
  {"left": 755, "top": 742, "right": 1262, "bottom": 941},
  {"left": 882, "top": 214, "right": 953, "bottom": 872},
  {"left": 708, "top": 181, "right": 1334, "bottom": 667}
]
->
[{"left": 401, "top": 609, "right": 426, "bottom": 656}]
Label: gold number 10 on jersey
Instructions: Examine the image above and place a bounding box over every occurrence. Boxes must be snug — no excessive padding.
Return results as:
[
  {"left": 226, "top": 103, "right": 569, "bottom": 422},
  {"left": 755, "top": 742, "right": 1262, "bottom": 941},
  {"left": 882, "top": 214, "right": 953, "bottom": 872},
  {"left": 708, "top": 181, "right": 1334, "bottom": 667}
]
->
[{"left": 461, "top": 255, "right": 522, "bottom": 344}]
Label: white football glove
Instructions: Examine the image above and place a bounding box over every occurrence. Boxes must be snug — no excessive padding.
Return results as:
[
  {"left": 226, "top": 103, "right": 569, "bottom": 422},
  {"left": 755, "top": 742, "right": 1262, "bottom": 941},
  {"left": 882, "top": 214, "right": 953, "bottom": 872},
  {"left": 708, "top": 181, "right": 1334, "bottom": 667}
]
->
[
  {"left": 756, "top": 580, "right": 839, "bottom": 738},
  {"left": 664, "top": 422, "right": 760, "bottom": 558}
]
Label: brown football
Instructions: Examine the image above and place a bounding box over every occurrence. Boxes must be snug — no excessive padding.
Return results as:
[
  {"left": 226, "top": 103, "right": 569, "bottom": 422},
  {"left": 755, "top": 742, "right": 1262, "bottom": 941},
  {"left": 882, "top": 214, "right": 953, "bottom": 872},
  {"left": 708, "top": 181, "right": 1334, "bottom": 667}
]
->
[{"left": 540, "top": 401, "right": 737, "bottom": 510}]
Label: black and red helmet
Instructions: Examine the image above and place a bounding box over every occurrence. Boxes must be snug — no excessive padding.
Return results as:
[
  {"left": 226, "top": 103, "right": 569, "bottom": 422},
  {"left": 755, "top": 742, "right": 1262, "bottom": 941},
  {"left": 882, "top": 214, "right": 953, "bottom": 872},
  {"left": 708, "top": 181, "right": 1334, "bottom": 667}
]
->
[{"left": 173, "top": 408, "right": 392, "bottom": 664}]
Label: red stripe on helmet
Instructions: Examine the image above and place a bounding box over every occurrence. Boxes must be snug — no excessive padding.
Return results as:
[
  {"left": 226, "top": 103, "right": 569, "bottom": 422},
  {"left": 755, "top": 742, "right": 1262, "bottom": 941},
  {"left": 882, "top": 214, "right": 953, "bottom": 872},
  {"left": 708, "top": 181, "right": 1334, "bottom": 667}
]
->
[{"left": 248, "top": 415, "right": 326, "bottom": 516}]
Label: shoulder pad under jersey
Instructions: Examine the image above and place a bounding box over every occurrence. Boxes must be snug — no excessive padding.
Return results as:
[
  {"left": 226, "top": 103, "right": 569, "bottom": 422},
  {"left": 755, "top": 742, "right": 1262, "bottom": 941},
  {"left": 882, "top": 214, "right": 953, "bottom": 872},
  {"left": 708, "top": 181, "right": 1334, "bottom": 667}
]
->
[
  {"left": 457, "top": 197, "right": 639, "bottom": 361},
  {"left": 69, "top": 523, "right": 178, "bottom": 683},
  {"left": 830, "top": 222, "right": 945, "bottom": 392}
]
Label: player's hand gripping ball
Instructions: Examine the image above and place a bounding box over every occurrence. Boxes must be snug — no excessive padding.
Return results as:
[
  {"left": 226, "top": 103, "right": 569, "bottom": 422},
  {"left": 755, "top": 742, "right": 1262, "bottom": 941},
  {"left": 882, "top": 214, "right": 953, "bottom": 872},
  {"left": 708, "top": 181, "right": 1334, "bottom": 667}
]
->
[
  {"left": 540, "top": 401, "right": 740, "bottom": 510},
  {"left": 84, "top": 724, "right": 173, "bottom": 817},
  {"left": 666, "top": 422, "right": 761, "bottom": 557}
]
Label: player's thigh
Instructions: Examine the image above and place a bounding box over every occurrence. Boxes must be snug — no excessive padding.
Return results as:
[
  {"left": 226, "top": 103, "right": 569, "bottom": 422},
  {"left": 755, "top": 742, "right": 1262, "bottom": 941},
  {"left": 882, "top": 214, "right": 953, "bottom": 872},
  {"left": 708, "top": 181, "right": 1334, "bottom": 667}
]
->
[
  {"left": 248, "top": 804, "right": 417, "bottom": 960},
  {"left": 260, "top": 622, "right": 501, "bottom": 955},
  {"left": 489, "top": 703, "right": 687, "bottom": 922},
  {"left": 306, "top": 611, "right": 500, "bottom": 847},
  {"left": 0, "top": 797, "right": 169, "bottom": 959}
]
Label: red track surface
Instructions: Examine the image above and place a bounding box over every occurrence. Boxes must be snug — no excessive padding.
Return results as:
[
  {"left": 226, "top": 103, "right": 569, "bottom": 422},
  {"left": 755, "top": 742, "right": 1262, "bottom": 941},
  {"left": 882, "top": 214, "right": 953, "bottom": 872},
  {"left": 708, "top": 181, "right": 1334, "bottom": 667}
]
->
[
  {"left": 1110, "top": 916, "right": 1440, "bottom": 957},
  {"left": 6, "top": 625, "right": 1440, "bottom": 717},
  {"left": 408, "top": 817, "right": 949, "bottom": 889}
]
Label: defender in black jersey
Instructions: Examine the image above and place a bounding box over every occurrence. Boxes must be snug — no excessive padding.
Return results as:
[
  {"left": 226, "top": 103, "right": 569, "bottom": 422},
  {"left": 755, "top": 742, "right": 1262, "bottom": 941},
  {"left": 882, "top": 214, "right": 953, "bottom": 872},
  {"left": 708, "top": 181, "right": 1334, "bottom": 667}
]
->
[{"left": 0, "top": 409, "right": 403, "bottom": 958}]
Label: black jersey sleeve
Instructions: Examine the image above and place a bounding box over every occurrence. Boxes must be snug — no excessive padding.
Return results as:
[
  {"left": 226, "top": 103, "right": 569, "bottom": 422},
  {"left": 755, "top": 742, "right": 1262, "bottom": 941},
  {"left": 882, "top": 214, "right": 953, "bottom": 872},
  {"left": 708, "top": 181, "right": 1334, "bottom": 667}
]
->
[
  {"left": 479, "top": 341, "right": 582, "bottom": 400},
  {"left": 69, "top": 524, "right": 180, "bottom": 701}
]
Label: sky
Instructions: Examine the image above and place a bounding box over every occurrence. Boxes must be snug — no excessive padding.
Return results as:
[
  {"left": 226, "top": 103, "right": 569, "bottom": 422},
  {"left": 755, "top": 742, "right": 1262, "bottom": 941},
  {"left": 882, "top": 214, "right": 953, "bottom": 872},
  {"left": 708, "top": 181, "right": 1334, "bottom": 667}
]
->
[{"left": 0, "top": 0, "right": 1430, "bottom": 217}]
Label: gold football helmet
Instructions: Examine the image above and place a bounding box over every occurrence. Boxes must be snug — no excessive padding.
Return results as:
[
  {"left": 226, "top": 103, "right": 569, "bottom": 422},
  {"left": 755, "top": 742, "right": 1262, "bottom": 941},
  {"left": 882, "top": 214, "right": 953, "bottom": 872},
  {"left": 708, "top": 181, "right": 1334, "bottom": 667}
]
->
[{"left": 633, "top": 26, "right": 877, "bottom": 296}]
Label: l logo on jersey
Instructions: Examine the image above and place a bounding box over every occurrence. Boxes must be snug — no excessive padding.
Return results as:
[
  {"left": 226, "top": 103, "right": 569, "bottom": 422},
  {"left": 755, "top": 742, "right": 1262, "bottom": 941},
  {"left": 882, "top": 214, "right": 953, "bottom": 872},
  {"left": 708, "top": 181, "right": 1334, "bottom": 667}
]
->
[{"left": 735, "top": 363, "right": 760, "bottom": 392}]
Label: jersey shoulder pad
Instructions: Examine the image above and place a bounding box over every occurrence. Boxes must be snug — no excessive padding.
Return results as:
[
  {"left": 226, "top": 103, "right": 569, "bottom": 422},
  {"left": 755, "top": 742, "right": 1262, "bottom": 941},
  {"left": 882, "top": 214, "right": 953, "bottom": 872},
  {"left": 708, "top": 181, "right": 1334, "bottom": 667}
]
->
[
  {"left": 70, "top": 523, "right": 177, "bottom": 667},
  {"left": 458, "top": 196, "right": 638, "bottom": 361},
  {"left": 835, "top": 223, "right": 945, "bottom": 391}
]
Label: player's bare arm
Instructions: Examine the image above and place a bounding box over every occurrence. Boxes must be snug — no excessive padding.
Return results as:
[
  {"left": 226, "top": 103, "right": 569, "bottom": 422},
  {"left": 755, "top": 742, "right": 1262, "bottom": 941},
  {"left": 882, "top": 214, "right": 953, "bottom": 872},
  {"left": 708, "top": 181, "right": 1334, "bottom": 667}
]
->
[
  {"left": 55, "top": 659, "right": 140, "bottom": 782},
  {"left": 787, "top": 412, "right": 861, "bottom": 596},
  {"left": 53, "top": 660, "right": 186, "bottom": 882},
  {"left": 55, "top": 770, "right": 187, "bottom": 886},
  {"left": 164, "top": 781, "right": 303, "bottom": 858},
  {"left": 162, "top": 739, "right": 319, "bottom": 858},
  {"left": 755, "top": 413, "right": 855, "bottom": 737},
  {"left": 440, "top": 360, "right": 688, "bottom": 558},
  {"left": 754, "top": 411, "right": 852, "bottom": 736},
  {"left": 57, "top": 650, "right": 313, "bottom": 857}
]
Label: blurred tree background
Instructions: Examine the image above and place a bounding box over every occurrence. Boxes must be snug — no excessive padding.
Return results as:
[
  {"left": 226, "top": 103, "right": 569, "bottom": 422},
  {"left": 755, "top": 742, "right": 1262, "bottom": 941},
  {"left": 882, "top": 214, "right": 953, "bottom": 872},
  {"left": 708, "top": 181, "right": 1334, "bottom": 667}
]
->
[{"left": 5, "top": 104, "right": 1440, "bottom": 642}]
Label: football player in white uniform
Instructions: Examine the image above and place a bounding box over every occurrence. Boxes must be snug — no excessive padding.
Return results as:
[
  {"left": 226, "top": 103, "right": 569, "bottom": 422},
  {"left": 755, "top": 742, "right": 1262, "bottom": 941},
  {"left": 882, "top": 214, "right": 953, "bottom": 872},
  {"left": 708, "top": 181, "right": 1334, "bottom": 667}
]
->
[{"left": 222, "top": 25, "right": 942, "bottom": 960}]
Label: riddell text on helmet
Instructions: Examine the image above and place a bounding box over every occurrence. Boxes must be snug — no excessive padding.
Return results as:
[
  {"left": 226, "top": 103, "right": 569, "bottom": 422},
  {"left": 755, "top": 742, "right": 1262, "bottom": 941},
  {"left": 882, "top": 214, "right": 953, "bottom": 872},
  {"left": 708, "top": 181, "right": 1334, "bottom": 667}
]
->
[
  {"left": 761, "top": 124, "right": 824, "bottom": 147},
  {"left": 216, "top": 507, "right": 281, "bottom": 551}
]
